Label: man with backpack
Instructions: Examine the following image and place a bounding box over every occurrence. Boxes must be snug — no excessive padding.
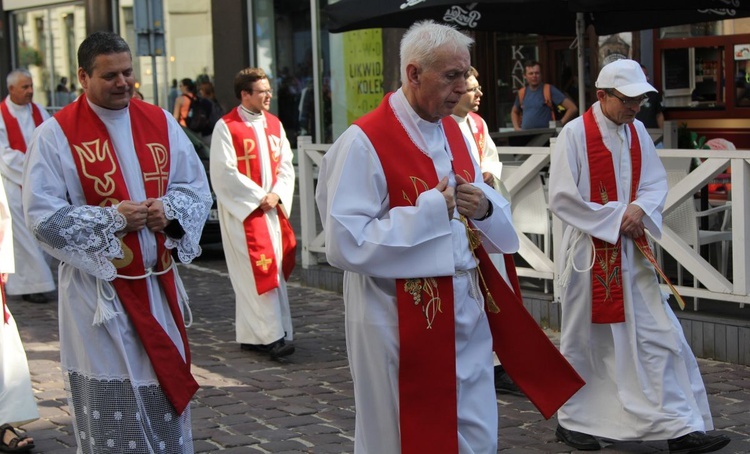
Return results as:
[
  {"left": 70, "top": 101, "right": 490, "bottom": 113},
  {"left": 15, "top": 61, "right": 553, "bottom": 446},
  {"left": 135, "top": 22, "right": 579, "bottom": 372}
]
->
[
  {"left": 511, "top": 60, "right": 578, "bottom": 130},
  {"left": 173, "top": 78, "right": 214, "bottom": 137}
]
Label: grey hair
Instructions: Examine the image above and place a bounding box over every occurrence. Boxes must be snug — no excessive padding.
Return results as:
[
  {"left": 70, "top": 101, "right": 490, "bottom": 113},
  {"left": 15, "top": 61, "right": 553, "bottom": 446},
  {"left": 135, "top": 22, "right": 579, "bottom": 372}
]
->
[
  {"left": 7, "top": 68, "right": 32, "bottom": 88},
  {"left": 400, "top": 20, "right": 474, "bottom": 83}
]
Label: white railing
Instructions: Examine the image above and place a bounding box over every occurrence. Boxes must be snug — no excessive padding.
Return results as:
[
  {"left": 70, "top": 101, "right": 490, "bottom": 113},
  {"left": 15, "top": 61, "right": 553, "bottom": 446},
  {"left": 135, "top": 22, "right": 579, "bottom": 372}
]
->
[{"left": 298, "top": 135, "right": 750, "bottom": 308}]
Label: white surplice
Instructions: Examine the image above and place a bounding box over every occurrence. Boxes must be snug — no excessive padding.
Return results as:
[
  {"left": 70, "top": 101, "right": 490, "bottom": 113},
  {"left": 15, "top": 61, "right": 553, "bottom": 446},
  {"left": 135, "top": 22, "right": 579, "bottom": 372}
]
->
[
  {"left": 0, "top": 177, "right": 39, "bottom": 426},
  {"left": 210, "top": 107, "right": 295, "bottom": 345},
  {"left": 0, "top": 97, "right": 55, "bottom": 295},
  {"left": 549, "top": 102, "right": 712, "bottom": 441},
  {"left": 316, "top": 89, "right": 519, "bottom": 454},
  {"left": 23, "top": 99, "right": 212, "bottom": 454}
]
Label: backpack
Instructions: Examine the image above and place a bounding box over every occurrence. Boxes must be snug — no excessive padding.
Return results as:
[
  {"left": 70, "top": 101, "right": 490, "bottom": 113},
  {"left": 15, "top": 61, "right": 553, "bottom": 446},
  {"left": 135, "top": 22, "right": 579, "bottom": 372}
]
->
[
  {"left": 207, "top": 99, "right": 224, "bottom": 132},
  {"left": 185, "top": 94, "right": 213, "bottom": 134},
  {"left": 518, "top": 83, "right": 566, "bottom": 121}
]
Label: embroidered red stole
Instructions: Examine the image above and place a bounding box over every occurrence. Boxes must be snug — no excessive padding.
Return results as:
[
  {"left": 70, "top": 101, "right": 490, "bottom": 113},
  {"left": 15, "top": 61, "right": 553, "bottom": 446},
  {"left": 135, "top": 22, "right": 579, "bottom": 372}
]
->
[
  {"left": 1, "top": 280, "right": 8, "bottom": 324},
  {"left": 55, "top": 94, "right": 198, "bottom": 414},
  {"left": 356, "top": 93, "right": 585, "bottom": 453},
  {"left": 584, "top": 108, "right": 642, "bottom": 323},
  {"left": 223, "top": 108, "right": 297, "bottom": 294},
  {"left": 467, "top": 111, "right": 485, "bottom": 161},
  {"left": 0, "top": 100, "right": 43, "bottom": 153}
]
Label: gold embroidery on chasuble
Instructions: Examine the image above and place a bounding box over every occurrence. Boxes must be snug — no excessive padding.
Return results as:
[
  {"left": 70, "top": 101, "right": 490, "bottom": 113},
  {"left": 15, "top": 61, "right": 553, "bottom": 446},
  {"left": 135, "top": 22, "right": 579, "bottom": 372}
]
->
[
  {"left": 237, "top": 138, "right": 257, "bottom": 175},
  {"left": 73, "top": 139, "right": 117, "bottom": 197},
  {"left": 400, "top": 175, "right": 444, "bottom": 329},
  {"left": 269, "top": 134, "right": 282, "bottom": 163},
  {"left": 593, "top": 185, "right": 622, "bottom": 302},
  {"left": 255, "top": 253, "right": 274, "bottom": 271},
  {"left": 143, "top": 143, "right": 169, "bottom": 195},
  {"left": 73, "top": 139, "right": 135, "bottom": 270},
  {"left": 160, "top": 248, "right": 173, "bottom": 270}
]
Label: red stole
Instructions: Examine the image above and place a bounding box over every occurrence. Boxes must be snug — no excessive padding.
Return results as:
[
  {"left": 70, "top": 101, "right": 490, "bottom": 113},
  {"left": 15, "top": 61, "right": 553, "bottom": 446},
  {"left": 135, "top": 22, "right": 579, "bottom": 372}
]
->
[
  {"left": 55, "top": 94, "right": 198, "bottom": 414},
  {"left": 467, "top": 111, "right": 485, "bottom": 161},
  {"left": 1, "top": 280, "right": 8, "bottom": 324},
  {"left": 584, "top": 108, "right": 642, "bottom": 323},
  {"left": 356, "top": 93, "right": 584, "bottom": 454},
  {"left": 223, "top": 108, "right": 296, "bottom": 294},
  {"left": 0, "top": 100, "right": 43, "bottom": 153}
]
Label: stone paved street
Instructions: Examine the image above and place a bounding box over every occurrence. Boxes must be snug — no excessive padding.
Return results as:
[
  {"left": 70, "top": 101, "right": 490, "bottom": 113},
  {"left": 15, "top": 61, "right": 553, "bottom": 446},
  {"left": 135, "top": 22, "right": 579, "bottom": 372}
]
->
[{"left": 8, "top": 248, "right": 750, "bottom": 453}]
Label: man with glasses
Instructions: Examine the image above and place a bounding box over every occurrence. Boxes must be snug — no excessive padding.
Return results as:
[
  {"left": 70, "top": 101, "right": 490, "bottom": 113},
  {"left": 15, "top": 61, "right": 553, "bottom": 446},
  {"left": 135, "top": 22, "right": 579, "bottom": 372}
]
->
[
  {"left": 210, "top": 67, "right": 297, "bottom": 359},
  {"left": 451, "top": 67, "right": 521, "bottom": 396},
  {"left": 549, "top": 58, "right": 730, "bottom": 453}
]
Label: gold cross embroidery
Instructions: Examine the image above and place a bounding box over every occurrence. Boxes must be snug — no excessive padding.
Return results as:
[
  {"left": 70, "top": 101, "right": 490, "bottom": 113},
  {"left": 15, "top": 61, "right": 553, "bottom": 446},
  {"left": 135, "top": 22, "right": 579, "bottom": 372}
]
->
[
  {"left": 237, "top": 138, "right": 257, "bottom": 176},
  {"left": 256, "top": 254, "right": 273, "bottom": 271},
  {"left": 143, "top": 143, "right": 169, "bottom": 195}
]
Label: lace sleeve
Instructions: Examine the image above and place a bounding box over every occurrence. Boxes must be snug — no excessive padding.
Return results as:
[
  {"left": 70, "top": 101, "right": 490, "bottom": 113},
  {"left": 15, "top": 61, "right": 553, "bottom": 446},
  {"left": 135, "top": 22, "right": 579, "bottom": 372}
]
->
[
  {"left": 32, "top": 205, "right": 127, "bottom": 281},
  {"left": 162, "top": 185, "right": 212, "bottom": 263}
]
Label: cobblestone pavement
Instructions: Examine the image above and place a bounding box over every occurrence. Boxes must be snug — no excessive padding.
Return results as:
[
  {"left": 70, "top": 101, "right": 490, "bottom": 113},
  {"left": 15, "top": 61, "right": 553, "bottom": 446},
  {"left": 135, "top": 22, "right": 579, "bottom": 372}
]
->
[{"left": 9, "top": 248, "right": 750, "bottom": 453}]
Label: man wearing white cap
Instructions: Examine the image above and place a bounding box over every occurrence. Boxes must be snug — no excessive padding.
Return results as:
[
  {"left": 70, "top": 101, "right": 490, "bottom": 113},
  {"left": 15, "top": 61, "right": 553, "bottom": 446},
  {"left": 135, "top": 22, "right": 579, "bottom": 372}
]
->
[{"left": 548, "top": 59, "right": 731, "bottom": 453}]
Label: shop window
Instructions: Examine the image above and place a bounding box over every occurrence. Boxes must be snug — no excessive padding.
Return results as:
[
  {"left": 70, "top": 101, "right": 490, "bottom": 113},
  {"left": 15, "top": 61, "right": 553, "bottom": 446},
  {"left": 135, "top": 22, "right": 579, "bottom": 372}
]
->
[
  {"left": 12, "top": 4, "right": 85, "bottom": 111},
  {"left": 660, "top": 22, "right": 722, "bottom": 39},
  {"left": 662, "top": 46, "right": 725, "bottom": 110},
  {"left": 734, "top": 55, "right": 750, "bottom": 107}
]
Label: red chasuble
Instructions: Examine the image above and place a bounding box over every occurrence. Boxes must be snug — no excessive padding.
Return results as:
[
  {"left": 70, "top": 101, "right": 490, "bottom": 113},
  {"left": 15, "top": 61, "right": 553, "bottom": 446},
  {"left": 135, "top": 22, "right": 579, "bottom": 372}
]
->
[
  {"left": 467, "top": 111, "right": 485, "bottom": 159},
  {"left": 222, "top": 108, "right": 297, "bottom": 294},
  {"left": 583, "top": 108, "right": 643, "bottom": 324},
  {"left": 355, "top": 93, "right": 584, "bottom": 454},
  {"left": 55, "top": 94, "right": 198, "bottom": 414},
  {"left": 0, "top": 100, "right": 44, "bottom": 153}
]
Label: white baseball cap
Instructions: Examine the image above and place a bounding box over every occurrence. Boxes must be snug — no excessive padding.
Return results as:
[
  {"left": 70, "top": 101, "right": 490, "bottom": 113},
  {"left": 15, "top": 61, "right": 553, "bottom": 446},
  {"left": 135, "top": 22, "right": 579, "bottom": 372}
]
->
[{"left": 595, "top": 59, "right": 656, "bottom": 97}]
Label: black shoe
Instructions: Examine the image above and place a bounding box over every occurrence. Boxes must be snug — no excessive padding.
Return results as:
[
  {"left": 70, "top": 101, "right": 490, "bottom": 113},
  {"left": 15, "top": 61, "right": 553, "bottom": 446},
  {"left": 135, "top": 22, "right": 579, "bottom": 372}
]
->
[
  {"left": 556, "top": 424, "right": 600, "bottom": 451},
  {"left": 240, "top": 339, "right": 295, "bottom": 359},
  {"left": 21, "top": 293, "right": 48, "bottom": 304},
  {"left": 494, "top": 366, "right": 523, "bottom": 396},
  {"left": 668, "top": 431, "right": 730, "bottom": 454},
  {"left": 268, "top": 340, "right": 295, "bottom": 360}
]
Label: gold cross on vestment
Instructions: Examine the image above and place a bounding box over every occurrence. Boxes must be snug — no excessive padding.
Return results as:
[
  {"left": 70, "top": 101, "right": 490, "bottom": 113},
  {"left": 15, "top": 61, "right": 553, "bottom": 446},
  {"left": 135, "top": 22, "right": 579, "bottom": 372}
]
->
[
  {"left": 143, "top": 143, "right": 169, "bottom": 195},
  {"left": 237, "top": 138, "right": 257, "bottom": 176},
  {"left": 256, "top": 254, "right": 273, "bottom": 271}
]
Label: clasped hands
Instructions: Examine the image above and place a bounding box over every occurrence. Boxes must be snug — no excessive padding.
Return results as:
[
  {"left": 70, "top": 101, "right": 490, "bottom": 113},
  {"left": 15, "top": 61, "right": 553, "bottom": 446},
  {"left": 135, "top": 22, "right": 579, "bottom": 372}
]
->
[
  {"left": 620, "top": 204, "right": 646, "bottom": 238},
  {"left": 117, "top": 198, "right": 170, "bottom": 233},
  {"left": 435, "top": 175, "right": 490, "bottom": 221}
]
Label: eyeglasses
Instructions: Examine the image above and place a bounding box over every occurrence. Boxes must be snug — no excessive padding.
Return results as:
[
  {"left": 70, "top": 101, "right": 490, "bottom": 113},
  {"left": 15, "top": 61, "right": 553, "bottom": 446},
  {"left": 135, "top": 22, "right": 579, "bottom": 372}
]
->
[
  {"left": 254, "top": 89, "right": 273, "bottom": 96},
  {"left": 467, "top": 85, "right": 482, "bottom": 94},
  {"left": 606, "top": 90, "right": 648, "bottom": 108}
]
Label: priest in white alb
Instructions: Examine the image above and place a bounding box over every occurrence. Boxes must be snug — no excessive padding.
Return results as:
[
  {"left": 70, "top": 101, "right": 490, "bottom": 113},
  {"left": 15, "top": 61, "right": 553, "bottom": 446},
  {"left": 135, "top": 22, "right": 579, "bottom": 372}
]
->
[
  {"left": 549, "top": 58, "right": 730, "bottom": 454},
  {"left": 317, "top": 21, "right": 586, "bottom": 454},
  {"left": 23, "top": 32, "right": 211, "bottom": 453},
  {"left": 210, "top": 67, "right": 296, "bottom": 360},
  {"left": 0, "top": 69, "right": 55, "bottom": 304},
  {"left": 0, "top": 176, "right": 38, "bottom": 452}
]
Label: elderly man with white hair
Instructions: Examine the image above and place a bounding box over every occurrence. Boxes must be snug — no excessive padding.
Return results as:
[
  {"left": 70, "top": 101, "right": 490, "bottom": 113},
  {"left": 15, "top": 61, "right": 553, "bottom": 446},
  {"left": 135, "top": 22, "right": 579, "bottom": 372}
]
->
[
  {"left": 549, "top": 58, "right": 731, "bottom": 453},
  {"left": 316, "top": 20, "right": 519, "bottom": 454},
  {"left": 0, "top": 69, "right": 56, "bottom": 304}
]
